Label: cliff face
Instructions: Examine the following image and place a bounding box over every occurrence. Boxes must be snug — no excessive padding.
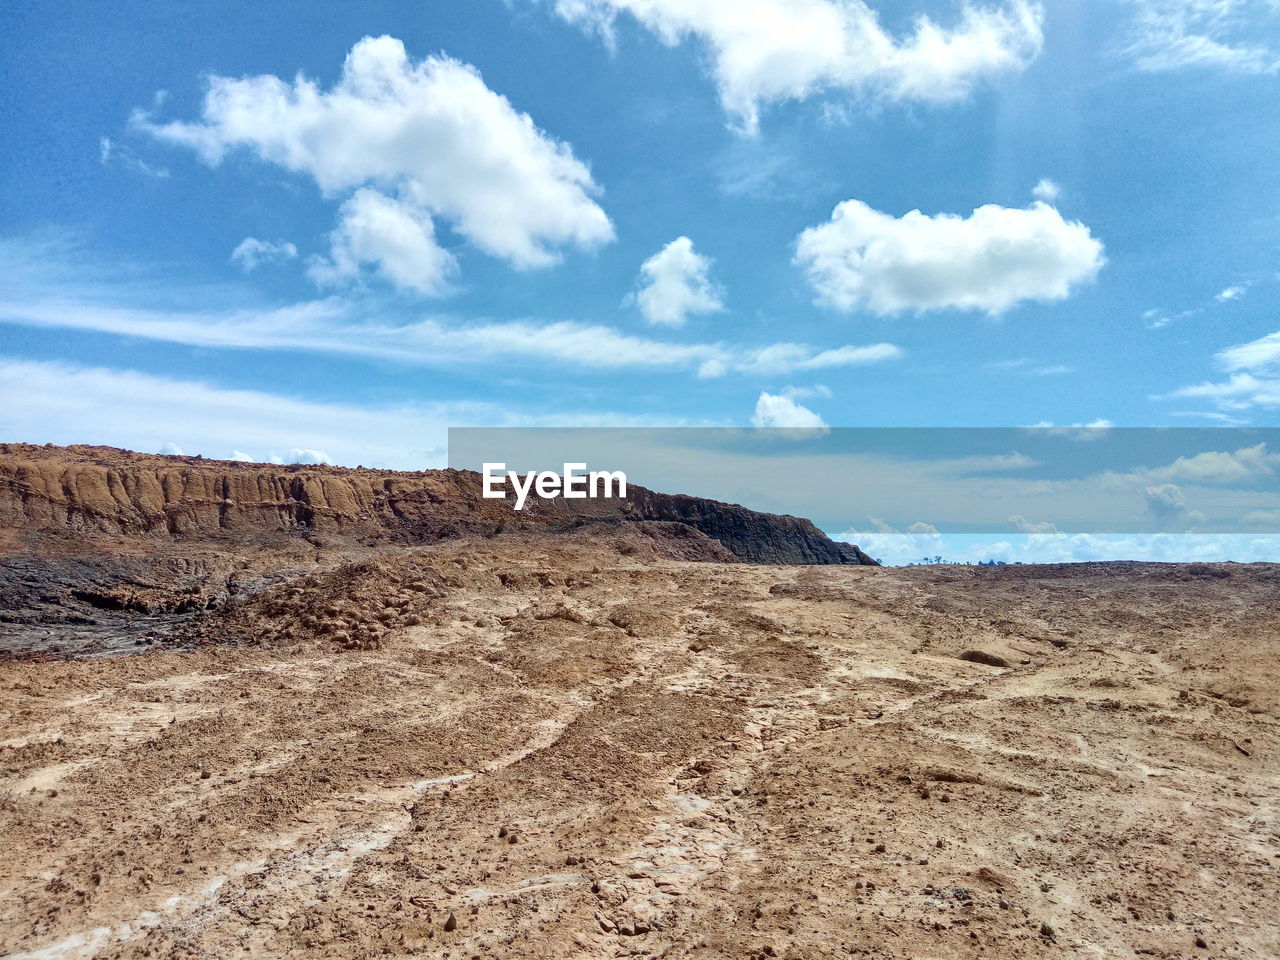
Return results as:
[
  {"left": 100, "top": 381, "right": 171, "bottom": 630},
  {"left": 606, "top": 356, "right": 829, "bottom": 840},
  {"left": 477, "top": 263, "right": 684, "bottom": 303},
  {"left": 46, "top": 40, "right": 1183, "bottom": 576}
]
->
[{"left": 0, "top": 444, "right": 877, "bottom": 565}]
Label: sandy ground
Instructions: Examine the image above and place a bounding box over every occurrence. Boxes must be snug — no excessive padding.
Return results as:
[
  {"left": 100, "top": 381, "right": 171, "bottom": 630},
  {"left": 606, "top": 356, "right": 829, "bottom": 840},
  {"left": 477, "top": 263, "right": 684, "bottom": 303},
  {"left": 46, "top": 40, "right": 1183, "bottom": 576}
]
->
[{"left": 2, "top": 542, "right": 1278, "bottom": 959}]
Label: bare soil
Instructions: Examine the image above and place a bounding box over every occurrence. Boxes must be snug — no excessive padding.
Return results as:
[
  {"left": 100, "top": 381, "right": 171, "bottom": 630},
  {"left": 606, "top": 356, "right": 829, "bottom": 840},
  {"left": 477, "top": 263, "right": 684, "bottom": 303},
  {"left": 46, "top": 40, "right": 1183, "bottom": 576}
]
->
[{"left": 2, "top": 539, "right": 1278, "bottom": 959}]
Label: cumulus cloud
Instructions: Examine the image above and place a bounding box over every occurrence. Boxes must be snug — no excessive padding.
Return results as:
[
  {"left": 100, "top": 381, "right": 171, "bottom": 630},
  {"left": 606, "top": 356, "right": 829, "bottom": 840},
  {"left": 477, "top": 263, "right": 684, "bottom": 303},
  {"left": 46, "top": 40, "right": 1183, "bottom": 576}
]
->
[
  {"left": 1136, "top": 443, "right": 1280, "bottom": 484},
  {"left": 1124, "top": 0, "right": 1280, "bottom": 74},
  {"left": 634, "top": 237, "right": 724, "bottom": 326},
  {"left": 1024, "top": 420, "right": 1114, "bottom": 440},
  {"left": 1010, "top": 514, "right": 1059, "bottom": 534},
  {"left": 1144, "top": 482, "right": 1188, "bottom": 520},
  {"left": 1216, "top": 284, "right": 1246, "bottom": 301},
  {"left": 287, "top": 448, "right": 332, "bottom": 465},
  {"left": 751, "top": 391, "right": 828, "bottom": 429},
  {"left": 1031, "top": 178, "right": 1060, "bottom": 203},
  {"left": 230, "top": 450, "right": 255, "bottom": 462},
  {"left": 839, "top": 530, "right": 1280, "bottom": 565},
  {"left": 158, "top": 442, "right": 185, "bottom": 456},
  {"left": 794, "top": 199, "right": 1105, "bottom": 315},
  {"left": 308, "top": 189, "right": 456, "bottom": 295},
  {"left": 230, "top": 237, "right": 298, "bottom": 272},
  {"left": 135, "top": 35, "right": 613, "bottom": 286},
  {"left": 553, "top": 0, "right": 1044, "bottom": 131}
]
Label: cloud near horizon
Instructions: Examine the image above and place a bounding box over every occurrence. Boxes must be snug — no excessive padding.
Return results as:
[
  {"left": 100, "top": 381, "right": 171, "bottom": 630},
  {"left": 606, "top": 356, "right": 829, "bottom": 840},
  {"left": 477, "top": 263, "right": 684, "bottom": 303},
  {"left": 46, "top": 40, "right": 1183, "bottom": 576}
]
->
[
  {"left": 0, "top": 358, "right": 718, "bottom": 471},
  {"left": 751, "top": 390, "right": 828, "bottom": 429}
]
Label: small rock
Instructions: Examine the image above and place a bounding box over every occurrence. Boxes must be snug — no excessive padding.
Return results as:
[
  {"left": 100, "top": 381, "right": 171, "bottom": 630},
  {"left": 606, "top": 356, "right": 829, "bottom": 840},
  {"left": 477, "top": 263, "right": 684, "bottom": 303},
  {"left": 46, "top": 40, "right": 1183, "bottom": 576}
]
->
[
  {"left": 443, "top": 912, "right": 457, "bottom": 932},
  {"left": 1039, "top": 922, "right": 1055, "bottom": 940},
  {"left": 959, "top": 650, "right": 1010, "bottom": 668}
]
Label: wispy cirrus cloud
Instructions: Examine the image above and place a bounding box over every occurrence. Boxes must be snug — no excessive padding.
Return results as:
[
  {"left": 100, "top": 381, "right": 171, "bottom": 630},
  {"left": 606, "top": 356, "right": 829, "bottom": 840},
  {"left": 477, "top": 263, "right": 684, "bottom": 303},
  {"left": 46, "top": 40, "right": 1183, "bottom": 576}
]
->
[
  {"left": 1164, "top": 327, "right": 1280, "bottom": 412},
  {"left": 0, "top": 357, "right": 713, "bottom": 471},
  {"left": 1123, "top": 0, "right": 1280, "bottom": 74},
  {"left": 230, "top": 237, "right": 298, "bottom": 272},
  {"left": 0, "top": 295, "right": 901, "bottom": 380}
]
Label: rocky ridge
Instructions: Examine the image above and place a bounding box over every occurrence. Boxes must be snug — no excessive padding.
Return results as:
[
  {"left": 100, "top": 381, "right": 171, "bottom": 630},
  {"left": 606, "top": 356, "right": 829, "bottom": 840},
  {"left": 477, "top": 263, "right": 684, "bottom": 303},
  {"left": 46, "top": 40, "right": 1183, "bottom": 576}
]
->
[{"left": 0, "top": 443, "right": 875, "bottom": 566}]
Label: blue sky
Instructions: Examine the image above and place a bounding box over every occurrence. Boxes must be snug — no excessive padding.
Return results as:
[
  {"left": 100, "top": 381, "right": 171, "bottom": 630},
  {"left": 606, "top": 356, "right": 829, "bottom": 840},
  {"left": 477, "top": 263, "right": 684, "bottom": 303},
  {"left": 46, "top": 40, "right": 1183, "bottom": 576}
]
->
[{"left": 2, "top": 0, "right": 1280, "bottom": 472}]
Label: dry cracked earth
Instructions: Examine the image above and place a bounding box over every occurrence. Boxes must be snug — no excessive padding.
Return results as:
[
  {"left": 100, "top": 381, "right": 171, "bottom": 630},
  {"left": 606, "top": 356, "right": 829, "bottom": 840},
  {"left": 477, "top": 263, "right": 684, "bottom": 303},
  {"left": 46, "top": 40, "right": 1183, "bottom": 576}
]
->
[{"left": 2, "top": 539, "right": 1278, "bottom": 959}]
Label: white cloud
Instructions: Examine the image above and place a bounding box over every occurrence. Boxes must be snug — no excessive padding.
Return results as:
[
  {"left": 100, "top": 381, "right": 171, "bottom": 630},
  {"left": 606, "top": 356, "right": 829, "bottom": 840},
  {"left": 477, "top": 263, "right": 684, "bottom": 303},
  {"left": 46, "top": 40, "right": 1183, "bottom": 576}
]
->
[
  {"left": 158, "top": 442, "right": 185, "bottom": 456},
  {"left": 287, "top": 448, "right": 332, "bottom": 465},
  {"left": 0, "top": 294, "right": 902, "bottom": 380},
  {"left": 1166, "top": 327, "right": 1280, "bottom": 411},
  {"left": 839, "top": 530, "right": 1280, "bottom": 564},
  {"left": 634, "top": 236, "right": 724, "bottom": 326},
  {"left": 751, "top": 391, "right": 828, "bottom": 429},
  {"left": 553, "top": 0, "right": 1044, "bottom": 131},
  {"left": 1031, "top": 178, "right": 1060, "bottom": 203},
  {"left": 0, "top": 358, "right": 745, "bottom": 472},
  {"left": 794, "top": 198, "right": 1104, "bottom": 315},
  {"left": 98, "top": 135, "right": 171, "bottom": 179},
  {"left": 988, "top": 357, "right": 1073, "bottom": 376},
  {"left": 308, "top": 188, "right": 456, "bottom": 295},
  {"left": 1124, "top": 0, "right": 1280, "bottom": 74},
  {"left": 1169, "top": 410, "right": 1249, "bottom": 424},
  {"left": 1216, "top": 284, "right": 1246, "bottom": 301},
  {"left": 781, "top": 384, "right": 833, "bottom": 401},
  {"left": 0, "top": 358, "right": 496, "bottom": 470},
  {"left": 0, "top": 234, "right": 904, "bottom": 382},
  {"left": 1170, "top": 373, "right": 1280, "bottom": 410},
  {"left": 135, "top": 35, "right": 613, "bottom": 281},
  {"left": 1022, "top": 421, "right": 1113, "bottom": 441},
  {"left": 1136, "top": 443, "right": 1280, "bottom": 484},
  {"left": 1010, "top": 514, "right": 1059, "bottom": 533},
  {"left": 716, "top": 341, "right": 902, "bottom": 377},
  {"left": 230, "top": 237, "right": 298, "bottom": 272},
  {"left": 1144, "top": 482, "right": 1187, "bottom": 519},
  {"left": 1217, "top": 329, "right": 1280, "bottom": 373}
]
